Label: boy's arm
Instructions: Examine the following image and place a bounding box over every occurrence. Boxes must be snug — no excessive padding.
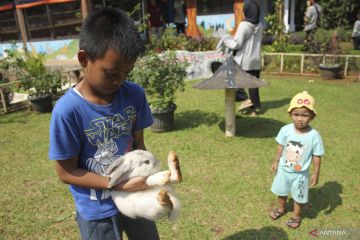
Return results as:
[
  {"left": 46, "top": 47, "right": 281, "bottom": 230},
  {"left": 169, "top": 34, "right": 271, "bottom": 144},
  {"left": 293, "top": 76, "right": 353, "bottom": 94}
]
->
[
  {"left": 132, "top": 129, "right": 146, "bottom": 150},
  {"left": 271, "top": 144, "right": 283, "bottom": 172},
  {"left": 310, "top": 155, "right": 321, "bottom": 186},
  {"left": 55, "top": 156, "right": 149, "bottom": 192},
  {"left": 55, "top": 156, "right": 110, "bottom": 189}
]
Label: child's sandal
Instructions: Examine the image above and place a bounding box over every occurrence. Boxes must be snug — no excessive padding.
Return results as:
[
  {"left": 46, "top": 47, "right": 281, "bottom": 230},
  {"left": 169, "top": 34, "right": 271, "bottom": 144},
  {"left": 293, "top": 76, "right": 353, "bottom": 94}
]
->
[
  {"left": 287, "top": 217, "right": 302, "bottom": 229},
  {"left": 269, "top": 208, "right": 286, "bottom": 220}
]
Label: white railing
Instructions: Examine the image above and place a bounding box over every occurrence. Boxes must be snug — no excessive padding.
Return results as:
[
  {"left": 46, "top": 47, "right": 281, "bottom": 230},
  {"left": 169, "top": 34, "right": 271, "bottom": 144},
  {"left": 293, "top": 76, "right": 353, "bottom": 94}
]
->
[
  {"left": 0, "top": 71, "right": 75, "bottom": 114},
  {"left": 262, "top": 52, "right": 360, "bottom": 77}
]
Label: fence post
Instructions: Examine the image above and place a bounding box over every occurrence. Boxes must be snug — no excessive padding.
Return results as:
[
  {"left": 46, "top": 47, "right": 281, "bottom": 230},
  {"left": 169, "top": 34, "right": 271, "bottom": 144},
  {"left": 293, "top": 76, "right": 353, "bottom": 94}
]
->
[
  {"left": 300, "top": 54, "right": 304, "bottom": 75},
  {"left": 0, "top": 87, "right": 8, "bottom": 113},
  {"left": 344, "top": 56, "right": 349, "bottom": 77},
  {"left": 280, "top": 54, "right": 284, "bottom": 73}
]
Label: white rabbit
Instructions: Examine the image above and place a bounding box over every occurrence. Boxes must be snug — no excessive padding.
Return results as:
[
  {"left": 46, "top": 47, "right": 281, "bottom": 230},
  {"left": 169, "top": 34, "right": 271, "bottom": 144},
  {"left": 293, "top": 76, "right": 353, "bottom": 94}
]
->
[{"left": 106, "top": 150, "right": 182, "bottom": 222}]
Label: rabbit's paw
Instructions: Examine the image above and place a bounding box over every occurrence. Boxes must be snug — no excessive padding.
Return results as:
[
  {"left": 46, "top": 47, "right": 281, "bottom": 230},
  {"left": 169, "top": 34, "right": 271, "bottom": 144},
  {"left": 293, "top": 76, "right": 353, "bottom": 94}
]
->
[
  {"left": 168, "top": 151, "right": 182, "bottom": 183},
  {"left": 146, "top": 170, "right": 171, "bottom": 187},
  {"left": 158, "top": 189, "right": 173, "bottom": 209}
]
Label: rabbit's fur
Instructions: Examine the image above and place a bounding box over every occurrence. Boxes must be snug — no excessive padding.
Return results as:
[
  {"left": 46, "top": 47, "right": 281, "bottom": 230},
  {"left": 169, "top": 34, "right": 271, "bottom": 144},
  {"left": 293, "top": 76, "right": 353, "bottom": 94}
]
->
[{"left": 106, "top": 150, "right": 182, "bottom": 222}]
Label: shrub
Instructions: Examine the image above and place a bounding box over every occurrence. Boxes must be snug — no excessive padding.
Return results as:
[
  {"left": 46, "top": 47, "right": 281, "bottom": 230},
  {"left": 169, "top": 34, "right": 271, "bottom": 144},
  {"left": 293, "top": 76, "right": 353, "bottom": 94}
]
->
[
  {"left": 147, "top": 27, "right": 217, "bottom": 52},
  {"left": 129, "top": 50, "right": 188, "bottom": 110},
  {"left": 0, "top": 44, "right": 62, "bottom": 97}
]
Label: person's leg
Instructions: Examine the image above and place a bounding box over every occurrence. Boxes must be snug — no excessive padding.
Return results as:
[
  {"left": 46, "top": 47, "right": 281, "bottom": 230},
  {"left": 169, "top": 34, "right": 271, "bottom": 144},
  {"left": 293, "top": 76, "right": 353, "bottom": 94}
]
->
[
  {"left": 249, "top": 88, "right": 260, "bottom": 107},
  {"left": 76, "top": 212, "right": 123, "bottom": 240},
  {"left": 278, "top": 196, "right": 287, "bottom": 213},
  {"left": 236, "top": 89, "right": 249, "bottom": 102},
  {"left": 309, "top": 29, "right": 316, "bottom": 52},
  {"left": 303, "top": 31, "right": 310, "bottom": 51},
  {"left": 287, "top": 171, "right": 308, "bottom": 228},
  {"left": 175, "top": 23, "right": 181, "bottom": 34},
  {"left": 123, "top": 214, "right": 160, "bottom": 240},
  {"left": 247, "top": 70, "right": 261, "bottom": 115},
  {"left": 293, "top": 201, "right": 302, "bottom": 219},
  {"left": 355, "top": 36, "right": 360, "bottom": 50},
  {"left": 180, "top": 23, "right": 185, "bottom": 34},
  {"left": 269, "top": 195, "right": 287, "bottom": 219},
  {"left": 286, "top": 201, "right": 302, "bottom": 228},
  {"left": 270, "top": 167, "right": 289, "bottom": 219}
]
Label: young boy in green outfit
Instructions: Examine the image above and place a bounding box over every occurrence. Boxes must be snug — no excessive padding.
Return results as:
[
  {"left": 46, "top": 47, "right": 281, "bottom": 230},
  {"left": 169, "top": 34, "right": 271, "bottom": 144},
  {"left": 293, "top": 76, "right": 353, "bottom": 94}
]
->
[
  {"left": 49, "top": 8, "right": 161, "bottom": 240},
  {"left": 269, "top": 91, "right": 324, "bottom": 228}
]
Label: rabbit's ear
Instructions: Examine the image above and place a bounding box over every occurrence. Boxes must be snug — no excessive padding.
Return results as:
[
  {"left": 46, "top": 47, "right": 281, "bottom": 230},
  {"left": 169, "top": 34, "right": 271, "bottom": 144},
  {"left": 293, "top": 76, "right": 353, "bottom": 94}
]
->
[
  {"left": 106, "top": 156, "right": 131, "bottom": 188},
  {"left": 106, "top": 156, "right": 124, "bottom": 175}
]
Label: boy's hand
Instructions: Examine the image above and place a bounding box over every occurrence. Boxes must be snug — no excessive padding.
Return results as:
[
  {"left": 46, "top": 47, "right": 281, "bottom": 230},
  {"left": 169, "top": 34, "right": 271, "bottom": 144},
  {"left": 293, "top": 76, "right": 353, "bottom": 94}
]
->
[
  {"left": 271, "top": 161, "right": 279, "bottom": 172},
  {"left": 310, "top": 173, "right": 319, "bottom": 186},
  {"left": 146, "top": 170, "right": 171, "bottom": 187}
]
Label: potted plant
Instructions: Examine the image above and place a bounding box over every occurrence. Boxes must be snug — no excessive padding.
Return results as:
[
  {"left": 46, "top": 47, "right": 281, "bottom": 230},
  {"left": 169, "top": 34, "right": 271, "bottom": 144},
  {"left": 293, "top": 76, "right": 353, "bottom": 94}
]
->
[
  {"left": 130, "top": 50, "right": 188, "bottom": 132},
  {"left": 318, "top": 32, "right": 343, "bottom": 80},
  {"left": 0, "top": 44, "right": 62, "bottom": 113}
]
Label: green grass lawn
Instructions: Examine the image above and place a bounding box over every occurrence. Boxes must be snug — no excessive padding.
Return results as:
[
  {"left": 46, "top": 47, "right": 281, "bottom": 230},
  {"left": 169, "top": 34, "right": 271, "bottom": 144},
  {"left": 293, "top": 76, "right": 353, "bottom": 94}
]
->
[{"left": 1, "top": 75, "right": 359, "bottom": 239}]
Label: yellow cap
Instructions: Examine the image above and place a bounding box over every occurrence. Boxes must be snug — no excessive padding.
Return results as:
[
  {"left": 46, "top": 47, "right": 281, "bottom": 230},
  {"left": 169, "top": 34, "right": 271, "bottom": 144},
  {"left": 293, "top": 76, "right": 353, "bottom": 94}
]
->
[{"left": 288, "top": 91, "right": 317, "bottom": 115}]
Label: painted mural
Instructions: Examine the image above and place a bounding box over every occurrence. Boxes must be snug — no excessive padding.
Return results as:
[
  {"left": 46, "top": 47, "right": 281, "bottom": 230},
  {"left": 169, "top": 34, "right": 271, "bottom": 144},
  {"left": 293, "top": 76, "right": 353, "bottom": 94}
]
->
[
  {"left": 197, "top": 13, "right": 235, "bottom": 32},
  {"left": 0, "top": 39, "right": 79, "bottom": 60},
  {"left": 0, "top": 13, "right": 235, "bottom": 60}
]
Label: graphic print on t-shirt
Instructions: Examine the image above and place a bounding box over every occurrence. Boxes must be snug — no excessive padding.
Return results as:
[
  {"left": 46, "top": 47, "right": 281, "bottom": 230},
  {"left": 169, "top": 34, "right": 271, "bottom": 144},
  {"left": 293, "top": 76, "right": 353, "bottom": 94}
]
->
[
  {"left": 83, "top": 106, "right": 136, "bottom": 200},
  {"left": 84, "top": 106, "right": 136, "bottom": 175},
  {"left": 86, "top": 138, "right": 120, "bottom": 175},
  {"left": 284, "top": 141, "right": 305, "bottom": 171}
]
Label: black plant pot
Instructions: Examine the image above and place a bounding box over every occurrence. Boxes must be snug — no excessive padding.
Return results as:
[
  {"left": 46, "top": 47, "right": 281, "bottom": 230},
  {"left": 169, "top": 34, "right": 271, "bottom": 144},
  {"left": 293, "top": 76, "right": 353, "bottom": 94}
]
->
[
  {"left": 28, "top": 93, "right": 53, "bottom": 113},
  {"left": 150, "top": 103, "right": 177, "bottom": 132},
  {"left": 318, "top": 64, "right": 343, "bottom": 80}
]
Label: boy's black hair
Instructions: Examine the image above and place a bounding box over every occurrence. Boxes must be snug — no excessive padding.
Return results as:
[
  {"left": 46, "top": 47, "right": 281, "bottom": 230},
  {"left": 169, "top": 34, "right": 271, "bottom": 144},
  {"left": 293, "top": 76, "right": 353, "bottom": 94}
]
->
[{"left": 79, "top": 8, "right": 145, "bottom": 61}]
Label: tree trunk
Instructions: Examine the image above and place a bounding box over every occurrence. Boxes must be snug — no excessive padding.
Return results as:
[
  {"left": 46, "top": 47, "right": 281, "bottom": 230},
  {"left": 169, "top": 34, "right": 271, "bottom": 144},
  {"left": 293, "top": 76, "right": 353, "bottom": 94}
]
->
[
  {"left": 231, "top": 0, "right": 244, "bottom": 36},
  {"left": 185, "top": 0, "right": 201, "bottom": 40}
]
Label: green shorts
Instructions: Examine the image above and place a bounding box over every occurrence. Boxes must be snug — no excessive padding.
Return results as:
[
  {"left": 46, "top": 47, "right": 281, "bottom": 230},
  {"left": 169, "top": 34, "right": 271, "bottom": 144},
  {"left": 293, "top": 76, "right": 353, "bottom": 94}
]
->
[{"left": 271, "top": 167, "right": 309, "bottom": 204}]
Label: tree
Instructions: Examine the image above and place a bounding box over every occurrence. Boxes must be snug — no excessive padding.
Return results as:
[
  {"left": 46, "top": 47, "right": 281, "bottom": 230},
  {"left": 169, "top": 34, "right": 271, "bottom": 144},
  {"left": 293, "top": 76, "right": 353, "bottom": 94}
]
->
[{"left": 318, "top": 0, "right": 360, "bottom": 30}]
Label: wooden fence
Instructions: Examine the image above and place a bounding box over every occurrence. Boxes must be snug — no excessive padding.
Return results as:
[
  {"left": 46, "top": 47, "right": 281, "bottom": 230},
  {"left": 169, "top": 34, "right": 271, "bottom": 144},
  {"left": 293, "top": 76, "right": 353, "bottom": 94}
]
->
[
  {"left": 262, "top": 52, "right": 360, "bottom": 77},
  {"left": 0, "top": 69, "right": 76, "bottom": 114}
]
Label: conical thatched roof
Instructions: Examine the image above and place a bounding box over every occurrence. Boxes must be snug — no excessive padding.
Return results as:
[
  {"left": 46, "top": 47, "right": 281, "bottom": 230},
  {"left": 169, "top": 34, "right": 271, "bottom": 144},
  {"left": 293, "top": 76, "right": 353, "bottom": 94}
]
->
[{"left": 193, "top": 56, "right": 268, "bottom": 90}]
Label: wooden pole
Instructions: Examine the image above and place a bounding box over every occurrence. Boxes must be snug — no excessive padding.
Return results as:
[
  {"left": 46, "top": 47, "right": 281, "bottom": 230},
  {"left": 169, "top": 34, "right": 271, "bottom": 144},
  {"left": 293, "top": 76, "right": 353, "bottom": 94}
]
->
[
  {"left": 185, "top": 0, "right": 201, "bottom": 40},
  {"left": 225, "top": 89, "right": 236, "bottom": 137},
  {"left": 0, "top": 88, "right": 8, "bottom": 113},
  {"left": 15, "top": 6, "right": 28, "bottom": 50},
  {"left": 81, "top": 0, "right": 90, "bottom": 20},
  {"left": 231, "top": 0, "right": 244, "bottom": 36}
]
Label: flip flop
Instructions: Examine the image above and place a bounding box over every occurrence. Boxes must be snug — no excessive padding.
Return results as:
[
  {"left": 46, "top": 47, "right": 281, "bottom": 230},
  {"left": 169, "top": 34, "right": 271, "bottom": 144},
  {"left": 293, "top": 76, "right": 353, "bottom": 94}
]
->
[
  {"left": 287, "top": 217, "right": 302, "bottom": 229},
  {"left": 269, "top": 208, "right": 286, "bottom": 220},
  {"left": 238, "top": 99, "right": 253, "bottom": 111}
]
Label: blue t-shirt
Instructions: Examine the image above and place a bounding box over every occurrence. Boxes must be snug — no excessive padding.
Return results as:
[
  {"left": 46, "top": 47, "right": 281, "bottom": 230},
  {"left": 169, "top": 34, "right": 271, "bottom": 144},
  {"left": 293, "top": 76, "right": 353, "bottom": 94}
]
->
[
  {"left": 48, "top": 81, "right": 153, "bottom": 220},
  {"left": 276, "top": 123, "right": 324, "bottom": 172}
]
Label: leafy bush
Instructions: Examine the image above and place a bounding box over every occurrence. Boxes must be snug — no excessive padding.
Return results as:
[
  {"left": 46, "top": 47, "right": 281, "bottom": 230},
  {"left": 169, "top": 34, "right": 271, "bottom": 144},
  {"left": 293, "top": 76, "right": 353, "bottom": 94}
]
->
[
  {"left": 129, "top": 50, "right": 188, "bottom": 110},
  {"left": 264, "top": 0, "right": 289, "bottom": 52},
  {"left": 147, "top": 27, "right": 218, "bottom": 52},
  {"left": 0, "top": 44, "right": 62, "bottom": 97},
  {"left": 318, "top": 0, "right": 360, "bottom": 30},
  {"left": 288, "top": 32, "right": 305, "bottom": 45}
]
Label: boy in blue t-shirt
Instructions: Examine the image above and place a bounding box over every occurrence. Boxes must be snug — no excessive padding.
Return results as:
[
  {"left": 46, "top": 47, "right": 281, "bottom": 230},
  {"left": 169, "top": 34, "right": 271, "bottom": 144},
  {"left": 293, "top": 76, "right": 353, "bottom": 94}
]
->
[
  {"left": 269, "top": 91, "right": 324, "bottom": 229},
  {"left": 48, "top": 8, "right": 160, "bottom": 240}
]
